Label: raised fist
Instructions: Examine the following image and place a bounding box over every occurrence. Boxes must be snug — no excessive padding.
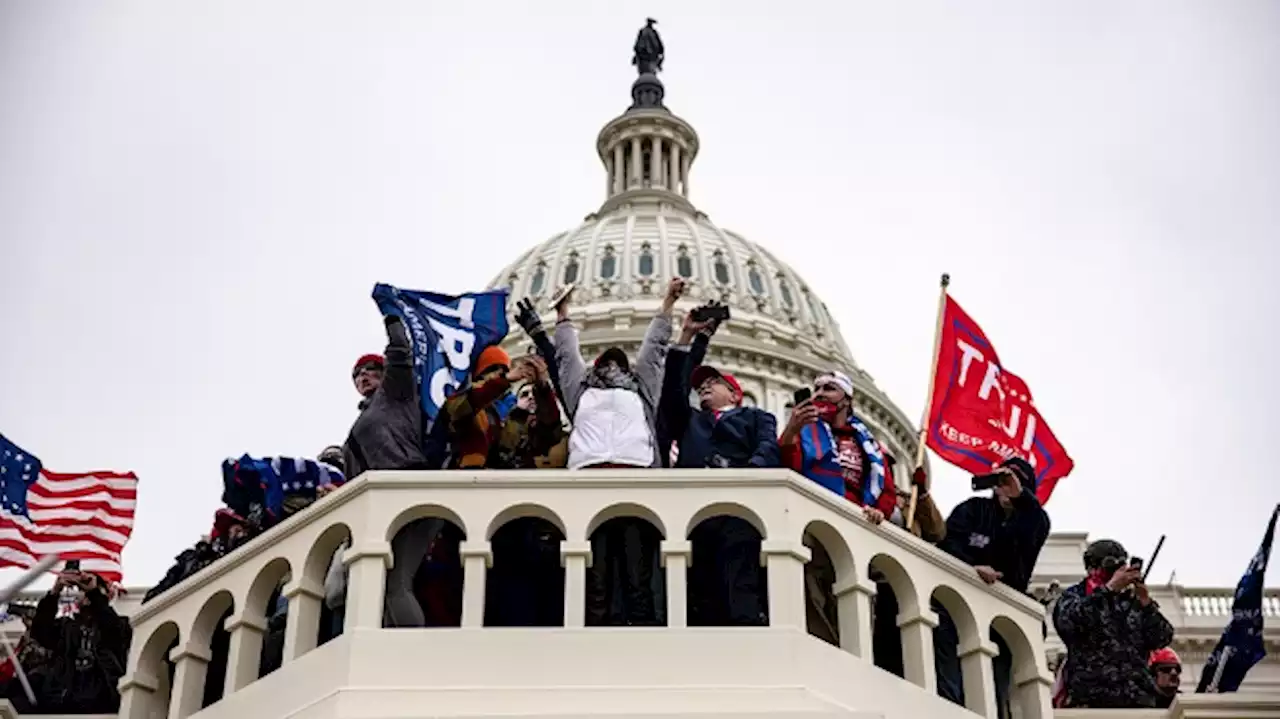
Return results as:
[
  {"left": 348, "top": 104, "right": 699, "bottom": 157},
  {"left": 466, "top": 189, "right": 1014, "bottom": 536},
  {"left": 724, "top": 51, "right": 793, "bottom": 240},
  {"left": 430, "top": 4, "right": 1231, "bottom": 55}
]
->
[{"left": 515, "top": 298, "right": 544, "bottom": 336}]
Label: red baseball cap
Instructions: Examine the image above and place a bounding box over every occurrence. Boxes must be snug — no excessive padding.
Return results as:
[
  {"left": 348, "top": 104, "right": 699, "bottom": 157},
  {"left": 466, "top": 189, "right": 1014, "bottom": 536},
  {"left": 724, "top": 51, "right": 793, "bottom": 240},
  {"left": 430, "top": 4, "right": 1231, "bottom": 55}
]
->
[{"left": 690, "top": 365, "right": 743, "bottom": 402}]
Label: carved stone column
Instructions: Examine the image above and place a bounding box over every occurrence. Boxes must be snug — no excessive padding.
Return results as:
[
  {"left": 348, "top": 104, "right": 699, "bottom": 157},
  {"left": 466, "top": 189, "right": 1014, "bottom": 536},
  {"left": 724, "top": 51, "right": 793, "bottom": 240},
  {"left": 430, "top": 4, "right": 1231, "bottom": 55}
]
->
[
  {"left": 832, "top": 576, "right": 877, "bottom": 659},
  {"left": 669, "top": 143, "right": 681, "bottom": 194},
  {"left": 343, "top": 542, "right": 393, "bottom": 629},
  {"left": 680, "top": 153, "right": 690, "bottom": 197},
  {"left": 897, "top": 607, "right": 940, "bottom": 693},
  {"left": 652, "top": 137, "right": 665, "bottom": 189},
  {"left": 762, "top": 539, "right": 810, "bottom": 629},
  {"left": 612, "top": 143, "right": 625, "bottom": 195},
  {"left": 629, "top": 137, "right": 642, "bottom": 188},
  {"left": 561, "top": 541, "right": 592, "bottom": 628},
  {"left": 282, "top": 577, "right": 324, "bottom": 662},
  {"left": 460, "top": 540, "right": 492, "bottom": 628},
  {"left": 223, "top": 611, "right": 267, "bottom": 695},
  {"left": 118, "top": 671, "right": 162, "bottom": 719},
  {"left": 1014, "top": 667, "right": 1055, "bottom": 719},
  {"left": 661, "top": 539, "right": 692, "bottom": 627},
  {"left": 166, "top": 643, "right": 211, "bottom": 719},
  {"left": 960, "top": 638, "right": 1000, "bottom": 718}
]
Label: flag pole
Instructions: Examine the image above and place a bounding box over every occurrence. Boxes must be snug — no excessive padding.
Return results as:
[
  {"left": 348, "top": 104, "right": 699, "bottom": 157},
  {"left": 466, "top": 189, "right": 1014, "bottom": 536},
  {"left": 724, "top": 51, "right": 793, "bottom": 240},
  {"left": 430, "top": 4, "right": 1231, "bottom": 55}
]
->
[{"left": 906, "top": 273, "right": 950, "bottom": 532}]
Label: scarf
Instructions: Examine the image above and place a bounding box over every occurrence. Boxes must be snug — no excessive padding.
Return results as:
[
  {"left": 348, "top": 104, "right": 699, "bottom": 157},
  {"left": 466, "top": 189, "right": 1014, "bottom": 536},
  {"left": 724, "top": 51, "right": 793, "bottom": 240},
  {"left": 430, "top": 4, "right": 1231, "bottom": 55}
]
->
[
  {"left": 797, "top": 415, "right": 886, "bottom": 507},
  {"left": 1084, "top": 568, "right": 1111, "bottom": 596},
  {"left": 585, "top": 363, "right": 640, "bottom": 393}
]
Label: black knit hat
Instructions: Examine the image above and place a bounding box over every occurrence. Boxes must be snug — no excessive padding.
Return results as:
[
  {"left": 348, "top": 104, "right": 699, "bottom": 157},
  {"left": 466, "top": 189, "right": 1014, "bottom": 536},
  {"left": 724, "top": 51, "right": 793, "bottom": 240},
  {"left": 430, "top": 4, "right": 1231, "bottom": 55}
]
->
[
  {"left": 595, "top": 347, "right": 630, "bottom": 373},
  {"left": 1084, "top": 539, "right": 1128, "bottom": 570},
  {"left": 1001, "top": 457, "right": 1037, "bottom": 492}
]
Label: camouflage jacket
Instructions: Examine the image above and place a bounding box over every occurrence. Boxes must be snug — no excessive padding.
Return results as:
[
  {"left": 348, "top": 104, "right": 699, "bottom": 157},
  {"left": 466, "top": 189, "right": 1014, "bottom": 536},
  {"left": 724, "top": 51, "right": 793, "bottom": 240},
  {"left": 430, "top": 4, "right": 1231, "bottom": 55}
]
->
[{"left": 1053, "top": 581, "right": 1175, "bottom": 708}]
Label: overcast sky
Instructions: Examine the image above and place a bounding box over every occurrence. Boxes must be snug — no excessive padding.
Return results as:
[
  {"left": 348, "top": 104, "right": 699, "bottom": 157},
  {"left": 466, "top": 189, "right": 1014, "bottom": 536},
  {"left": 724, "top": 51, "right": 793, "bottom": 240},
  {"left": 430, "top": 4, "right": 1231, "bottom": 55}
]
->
[{"left": 1, "top": 1, "right": 1277, "bottom": 589}]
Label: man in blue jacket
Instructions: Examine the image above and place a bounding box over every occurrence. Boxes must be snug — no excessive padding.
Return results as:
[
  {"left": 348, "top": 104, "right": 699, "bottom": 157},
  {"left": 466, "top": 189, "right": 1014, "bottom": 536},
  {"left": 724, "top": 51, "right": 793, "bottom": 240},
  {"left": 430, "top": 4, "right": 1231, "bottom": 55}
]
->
[{"left": 662, "top": 310, "right": 780, "bottom": 625}]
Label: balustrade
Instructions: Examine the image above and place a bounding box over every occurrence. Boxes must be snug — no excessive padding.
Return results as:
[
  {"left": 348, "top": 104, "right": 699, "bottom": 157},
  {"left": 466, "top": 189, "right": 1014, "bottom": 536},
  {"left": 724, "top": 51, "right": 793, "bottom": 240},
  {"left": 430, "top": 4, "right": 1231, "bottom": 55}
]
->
[{"left": 115, "top": 468, "right": 1055, "bottom": 719}]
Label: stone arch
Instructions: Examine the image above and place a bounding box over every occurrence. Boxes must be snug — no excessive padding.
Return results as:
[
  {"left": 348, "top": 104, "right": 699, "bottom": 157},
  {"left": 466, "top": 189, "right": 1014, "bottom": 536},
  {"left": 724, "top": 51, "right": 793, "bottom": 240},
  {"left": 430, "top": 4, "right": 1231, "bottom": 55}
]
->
[
  {"left": 991, "top": 614, "right": 1043, "bottom": 718},
  {"left": 485, "top": 503, "right": 567, "bottom": 541},
  {"left": 244, "top": 556, "right": 293, "bottom": 620},
  {"left": 931, "top": 583, "right": 981, "bottom": 653},
  {"left": 486, "top": 515, "right": 567, "bottom": 627},
  {"left": 303, "top": 522, "right": 353, "bottom": 648},
  {"left": 188, "top": 589, "right": 235, "bottom": 651},
  {"left": 800, "top": 520, "right": 856, "bottom": 647},
  {"left": 586, "top": 502, "right": 667, "bottom": 540},
  {"left": 131, "top": 620, "right": 180, "bottom": 717},
  {"left": 685, "top": 501, "right": 768, "bottom": 539},
  {"left": 386, "top": 503, "right": 468, "bottom": 542},
  {"left": 867, "top": 552, "right": 920, "bottom": 619},
  {"left": 929, "top": 583, "right": 983, "bottom": 707}
]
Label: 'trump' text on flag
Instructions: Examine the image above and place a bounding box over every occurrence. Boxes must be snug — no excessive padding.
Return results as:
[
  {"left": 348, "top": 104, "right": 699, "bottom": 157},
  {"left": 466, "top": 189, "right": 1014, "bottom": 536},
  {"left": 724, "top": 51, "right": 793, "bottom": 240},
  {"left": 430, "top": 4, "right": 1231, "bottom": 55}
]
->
[
  {"left": 372, "top": 284, "right": 510, "bottom": 420},
  {"left": 0, "top": 434, "right": 137, "bottom": 583},
  {"left": 924, "top": 295, "right": 1074, "bottom": 503}
]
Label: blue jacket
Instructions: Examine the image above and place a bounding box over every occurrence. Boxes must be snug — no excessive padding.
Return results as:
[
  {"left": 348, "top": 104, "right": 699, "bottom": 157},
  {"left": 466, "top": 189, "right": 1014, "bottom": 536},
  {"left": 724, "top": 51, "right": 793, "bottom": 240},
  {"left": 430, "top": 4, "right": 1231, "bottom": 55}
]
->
[{"left": 659, "top": 340, "right": 780, "bottom": 469}]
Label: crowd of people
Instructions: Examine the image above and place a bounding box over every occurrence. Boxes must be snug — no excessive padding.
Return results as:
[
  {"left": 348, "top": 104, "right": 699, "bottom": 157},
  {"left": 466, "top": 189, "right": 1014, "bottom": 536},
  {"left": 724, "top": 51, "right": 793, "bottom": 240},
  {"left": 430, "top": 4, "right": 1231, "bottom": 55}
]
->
[{"left": 0, "top": 277, "right": 1184, "bottom": 713}]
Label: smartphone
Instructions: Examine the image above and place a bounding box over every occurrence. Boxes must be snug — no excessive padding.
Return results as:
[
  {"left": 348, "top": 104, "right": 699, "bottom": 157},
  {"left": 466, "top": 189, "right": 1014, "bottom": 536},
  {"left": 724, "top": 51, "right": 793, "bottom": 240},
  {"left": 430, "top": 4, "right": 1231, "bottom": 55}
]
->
[
  {"left": 1129, "top": 556, "right": 1144, "bottom": 572},
  {"left": 64, "top": 559, "right": 81, "bottom": 572},
  {"left": 971, "top": 471, "right": 1004, "bottom": 491},
  {"left": 691, "top": 304, "right": 731, "bottom": 323},
  {"left": 793, "top": 387, "right": 812, "bottom": 405}
]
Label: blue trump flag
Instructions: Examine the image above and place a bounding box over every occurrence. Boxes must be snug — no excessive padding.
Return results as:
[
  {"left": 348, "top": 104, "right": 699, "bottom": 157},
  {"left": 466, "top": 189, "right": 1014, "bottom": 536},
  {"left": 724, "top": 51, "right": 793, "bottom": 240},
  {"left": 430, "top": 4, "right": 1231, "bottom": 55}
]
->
[
  {"left": 371, "top": 283, "right": 510, "bottom": 420},
  {"left": 221, "top": 455, "right": 346, "bottom": 520},
  {"left": 1197, "top": 504, "right": 1278, "bottom": 693}
]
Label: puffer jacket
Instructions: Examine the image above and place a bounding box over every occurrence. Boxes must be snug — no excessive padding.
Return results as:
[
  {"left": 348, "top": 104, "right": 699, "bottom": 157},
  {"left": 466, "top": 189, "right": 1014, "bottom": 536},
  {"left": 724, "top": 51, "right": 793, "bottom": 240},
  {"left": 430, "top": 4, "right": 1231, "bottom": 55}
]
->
[
  {"left": 344, "top": 316, "right": 425, "bottom": 476},
  {"left": 554, "top": 313, "right": 671, "bottom": 468},
  {"left": 1052, "top": 580, "right": 1175, "bottom": 708}
]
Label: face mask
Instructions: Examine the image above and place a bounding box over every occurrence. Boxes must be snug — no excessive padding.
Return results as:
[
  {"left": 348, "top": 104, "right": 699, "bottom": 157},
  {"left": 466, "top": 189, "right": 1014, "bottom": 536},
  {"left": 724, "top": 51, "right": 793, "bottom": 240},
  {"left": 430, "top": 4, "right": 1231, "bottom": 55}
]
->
[{"left": 813, "top": 400, "right": 840, "bottom": 424}]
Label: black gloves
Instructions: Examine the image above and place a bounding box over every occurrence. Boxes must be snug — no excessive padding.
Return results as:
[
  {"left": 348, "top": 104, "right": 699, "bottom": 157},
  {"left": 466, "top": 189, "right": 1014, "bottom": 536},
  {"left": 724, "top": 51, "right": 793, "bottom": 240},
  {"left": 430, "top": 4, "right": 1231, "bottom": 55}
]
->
[{"left": 515, "top": 298, "right": 544, "bottom": 337}]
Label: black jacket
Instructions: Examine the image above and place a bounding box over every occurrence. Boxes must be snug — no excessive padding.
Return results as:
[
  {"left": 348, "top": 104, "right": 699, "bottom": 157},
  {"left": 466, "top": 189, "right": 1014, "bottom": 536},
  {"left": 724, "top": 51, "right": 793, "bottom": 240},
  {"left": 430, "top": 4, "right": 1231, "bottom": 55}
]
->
[
  {"left": 28, "top": 590, "right": 131, "bottom": 713},
  {"left": 659, "top": 338, "right": 779, "bottom": 469},
  {"left": 938, "top": 489, "right": 1050, "bottom": 594},
  {"left": 656, "top": 334, "right": 709, "bottom": 467}
]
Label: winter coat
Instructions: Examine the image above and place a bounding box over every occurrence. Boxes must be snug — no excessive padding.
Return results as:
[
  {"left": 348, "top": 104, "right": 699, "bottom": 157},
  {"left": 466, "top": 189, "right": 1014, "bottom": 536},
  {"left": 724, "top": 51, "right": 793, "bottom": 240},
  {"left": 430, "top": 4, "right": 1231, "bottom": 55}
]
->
[
  {"left": 28, "top": 590, "right": 130, "bottom": 714},
  {"left": 1052, "top": 580, "right": 1175, "bottom": 708},
  {"left": 938, "top": 490, "right": 1050, "bottom": 594},
  {"left": 344, "top": 316, "right": 425, "bottom": 477},
  {"left": 656, "top": 333, "right": 709, "bottom": 466},
  {"left": 659, "top": 342, "right": 778, "bottom": 468},
  {"left": 555, "top": 313, "right": 671, "bottom": 468}
]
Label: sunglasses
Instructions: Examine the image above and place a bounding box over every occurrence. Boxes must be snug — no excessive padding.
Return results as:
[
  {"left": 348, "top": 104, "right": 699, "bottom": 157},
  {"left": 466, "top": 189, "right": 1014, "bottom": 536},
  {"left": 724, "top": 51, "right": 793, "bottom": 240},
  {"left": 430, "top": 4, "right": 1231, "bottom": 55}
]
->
[{"left": 1155, "top": 666, "right": 1181, "bottom": 675}]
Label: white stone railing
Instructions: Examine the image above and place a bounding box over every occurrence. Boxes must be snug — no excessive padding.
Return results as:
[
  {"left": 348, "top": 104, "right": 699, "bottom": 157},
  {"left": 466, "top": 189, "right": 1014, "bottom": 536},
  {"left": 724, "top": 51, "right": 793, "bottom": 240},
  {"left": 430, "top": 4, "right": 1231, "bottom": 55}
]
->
[
  {"left": 1055, "top": 693, "right": 1280, "bottom": 718},
  {"left": 116, "top": 469, "right": 1054, "bottom": 719},
  {"left": 1181, "top": 589, "right": 1280, "bottom": 618}
]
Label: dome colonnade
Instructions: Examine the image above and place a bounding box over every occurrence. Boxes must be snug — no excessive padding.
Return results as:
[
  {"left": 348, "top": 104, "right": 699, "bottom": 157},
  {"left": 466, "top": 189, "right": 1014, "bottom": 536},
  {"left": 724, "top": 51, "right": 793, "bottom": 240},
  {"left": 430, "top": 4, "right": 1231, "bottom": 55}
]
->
[{"left": 116, "top": 469, "right": 1055, "bottom": 719}]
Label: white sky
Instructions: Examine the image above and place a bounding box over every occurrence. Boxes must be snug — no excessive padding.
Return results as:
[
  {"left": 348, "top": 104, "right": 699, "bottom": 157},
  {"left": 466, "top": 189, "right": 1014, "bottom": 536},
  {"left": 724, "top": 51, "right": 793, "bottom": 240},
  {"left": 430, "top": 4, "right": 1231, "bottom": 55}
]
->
[{"left": 1, "top": 1, "right": 1277, "bottom": 589}]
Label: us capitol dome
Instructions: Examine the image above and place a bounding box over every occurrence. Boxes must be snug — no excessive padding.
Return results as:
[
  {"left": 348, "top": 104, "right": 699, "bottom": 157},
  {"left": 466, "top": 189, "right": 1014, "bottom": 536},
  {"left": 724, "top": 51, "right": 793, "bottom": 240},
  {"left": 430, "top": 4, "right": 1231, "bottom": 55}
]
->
[{"left": 485, "top": 61, "right": 920, "bottom": 467}]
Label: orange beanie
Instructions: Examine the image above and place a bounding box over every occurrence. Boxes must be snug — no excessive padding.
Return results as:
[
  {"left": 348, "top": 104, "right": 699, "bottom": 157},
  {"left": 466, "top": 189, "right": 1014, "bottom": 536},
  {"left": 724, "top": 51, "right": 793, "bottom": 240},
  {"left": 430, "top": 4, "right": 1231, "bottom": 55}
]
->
[{"left": 474, "top": 345, "right": 511, "bottom": 376}]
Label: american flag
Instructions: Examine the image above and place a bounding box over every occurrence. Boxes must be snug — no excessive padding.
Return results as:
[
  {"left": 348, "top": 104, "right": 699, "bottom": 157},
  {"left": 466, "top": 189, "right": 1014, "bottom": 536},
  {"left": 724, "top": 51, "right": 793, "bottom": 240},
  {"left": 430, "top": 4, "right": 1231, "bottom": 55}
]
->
[{"left": 0, "top": 434, "right": 137, "bottom": 583}]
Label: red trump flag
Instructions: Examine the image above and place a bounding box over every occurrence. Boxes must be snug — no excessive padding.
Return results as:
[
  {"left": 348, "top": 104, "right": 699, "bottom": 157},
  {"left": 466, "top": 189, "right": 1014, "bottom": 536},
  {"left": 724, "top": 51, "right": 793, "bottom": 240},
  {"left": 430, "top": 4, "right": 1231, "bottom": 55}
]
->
[{"left": 925, "top": 296, "right": 1074, "bottom": 503}]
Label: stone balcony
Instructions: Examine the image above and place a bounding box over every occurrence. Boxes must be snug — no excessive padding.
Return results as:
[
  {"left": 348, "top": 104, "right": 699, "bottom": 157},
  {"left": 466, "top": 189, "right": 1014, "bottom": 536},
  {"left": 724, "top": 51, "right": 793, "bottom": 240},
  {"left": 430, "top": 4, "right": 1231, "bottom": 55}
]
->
[{"left": 58, "top": 468, "right": 1267, "bottom": 719}]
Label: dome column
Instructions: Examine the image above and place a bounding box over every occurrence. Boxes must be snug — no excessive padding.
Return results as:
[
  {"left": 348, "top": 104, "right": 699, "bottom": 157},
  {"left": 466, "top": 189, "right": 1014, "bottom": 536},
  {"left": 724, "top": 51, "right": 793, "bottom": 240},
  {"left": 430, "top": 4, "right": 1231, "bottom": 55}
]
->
[
  {"left": 653, "top": 137, "right": 665, "bottom": 189},
  {"left": 680, "top": 153, "right": 690, "bottom": 198},
  {"left": 613, "top": 144, "right": 625, "bottom": 195},
  {"left": 629, "top": 137, "right": 642, "bottom": 189},
  {"left": 668, "top": 143, "right": 681, "bottom": 195}
]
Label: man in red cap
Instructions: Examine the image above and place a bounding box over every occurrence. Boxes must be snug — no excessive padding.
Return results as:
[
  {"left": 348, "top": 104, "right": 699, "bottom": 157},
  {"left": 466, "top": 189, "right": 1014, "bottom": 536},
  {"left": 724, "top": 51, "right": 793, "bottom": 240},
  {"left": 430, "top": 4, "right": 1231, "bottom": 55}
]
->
[
  {"left": 1149, "top": 647, "right": 1182, "bottom": 708},
  {"left": 343, "top": 315, "right": 425, "bottom": 478}
]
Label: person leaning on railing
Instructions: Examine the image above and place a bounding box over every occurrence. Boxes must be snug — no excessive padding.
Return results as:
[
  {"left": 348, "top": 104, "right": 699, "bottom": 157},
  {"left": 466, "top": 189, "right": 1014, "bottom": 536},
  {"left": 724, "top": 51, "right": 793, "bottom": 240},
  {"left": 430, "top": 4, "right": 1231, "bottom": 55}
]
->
[{"left": 934, "top": 457, "right": 1051, "bottom": 717}]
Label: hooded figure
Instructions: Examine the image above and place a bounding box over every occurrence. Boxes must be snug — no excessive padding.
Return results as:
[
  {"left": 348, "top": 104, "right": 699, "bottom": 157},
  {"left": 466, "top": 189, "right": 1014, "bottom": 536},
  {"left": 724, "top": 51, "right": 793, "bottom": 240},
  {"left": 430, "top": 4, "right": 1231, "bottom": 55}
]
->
[{"left": 1052, "top": 539, "right": 1175, "bottom": 708}]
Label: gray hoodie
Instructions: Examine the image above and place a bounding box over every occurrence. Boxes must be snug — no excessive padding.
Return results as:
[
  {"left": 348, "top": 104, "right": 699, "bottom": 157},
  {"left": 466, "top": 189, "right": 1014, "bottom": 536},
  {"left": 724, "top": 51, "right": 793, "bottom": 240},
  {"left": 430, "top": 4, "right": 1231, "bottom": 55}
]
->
[
  {"left": 343, "top": 317, "right": 425, "bottom": 477},
  {"left": 554, "top": 313, "right": 671, "bottom": 468}
]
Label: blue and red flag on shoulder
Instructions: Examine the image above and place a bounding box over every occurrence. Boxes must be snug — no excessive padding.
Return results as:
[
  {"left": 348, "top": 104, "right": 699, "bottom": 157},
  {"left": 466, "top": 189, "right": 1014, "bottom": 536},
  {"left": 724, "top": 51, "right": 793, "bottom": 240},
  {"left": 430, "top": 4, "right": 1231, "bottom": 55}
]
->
[
  {"left": 371, "top": 284, "right": 510, "bottom": 421},
  {"left": 1197, "top": 504, "right": 1278, "bottom": 693}
]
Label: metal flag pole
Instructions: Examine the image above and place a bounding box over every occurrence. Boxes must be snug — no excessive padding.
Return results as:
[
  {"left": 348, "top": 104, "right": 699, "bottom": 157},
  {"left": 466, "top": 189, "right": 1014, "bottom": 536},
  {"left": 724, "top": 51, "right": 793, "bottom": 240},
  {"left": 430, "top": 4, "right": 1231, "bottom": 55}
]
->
[
  {"left": 0, "top": 554, "right": 60, "bottom": 708},
  {"left": 906, "top": 273, "right": 950, "bottom": 532},
  {"left": 1207, "top": 646, "right": 1234, "bottom": 693}
]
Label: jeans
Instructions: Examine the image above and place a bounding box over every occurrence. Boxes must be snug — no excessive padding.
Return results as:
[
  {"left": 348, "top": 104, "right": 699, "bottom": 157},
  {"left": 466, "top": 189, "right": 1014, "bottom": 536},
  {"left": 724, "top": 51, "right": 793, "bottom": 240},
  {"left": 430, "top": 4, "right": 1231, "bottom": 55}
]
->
[
  {"left": 383, "top": 518, "right": 442, "bottom": 627},
  {"left": 587, "top": 518, "right": 661, "bottom": 625}
]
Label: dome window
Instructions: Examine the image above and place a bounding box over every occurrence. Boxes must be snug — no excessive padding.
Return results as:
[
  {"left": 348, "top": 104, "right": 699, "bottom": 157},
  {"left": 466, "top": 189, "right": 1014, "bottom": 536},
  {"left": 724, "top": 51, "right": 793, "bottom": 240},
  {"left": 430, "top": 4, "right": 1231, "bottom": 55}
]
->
[
  {"left": 563, "top": 253, "right": 580, "bottom": 285},
  {"left": 676, "top": 246, "right": 694, "bottom": 279},
  {"left": 600, "top": 246, "right": 617, "bottom": 280},
  {"left": 804, "top": 291, "right": 821, "bottom": 323},
  {"left": 637, "top": 244, "right": 655, "bottom": 277},
  {"left": 529, "top": 265, "right": 546, "bottom": 295},
  {"left": 712, "top": 252, "right": 731, "bottom": 285},
  {"left": 747, "top": 265, "right": 766, "bottom": 295},
  {"left": 778, "top": 278, "right": 795, "bottom": 310}
]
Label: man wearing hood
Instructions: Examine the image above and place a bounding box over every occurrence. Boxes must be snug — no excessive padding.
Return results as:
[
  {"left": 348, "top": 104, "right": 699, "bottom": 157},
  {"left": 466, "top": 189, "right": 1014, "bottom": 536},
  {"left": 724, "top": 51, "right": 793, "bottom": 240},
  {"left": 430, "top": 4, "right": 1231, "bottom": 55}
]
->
[{"left": 1052, "top": 539, "right": 1175, "bottom": 708}]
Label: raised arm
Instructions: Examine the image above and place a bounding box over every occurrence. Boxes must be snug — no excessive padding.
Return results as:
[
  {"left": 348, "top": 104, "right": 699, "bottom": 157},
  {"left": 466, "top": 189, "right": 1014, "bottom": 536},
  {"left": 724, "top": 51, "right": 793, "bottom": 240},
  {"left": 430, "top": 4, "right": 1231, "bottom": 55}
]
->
[
  {"left": 382, "top": 315, "right": 416, "bottom": 402},
  {"left": 550, "top": 288, "right": 587, "bottom": 415},
  {"left": 635, "top": 278, "right": 683, "bottom": 400},
  {"left": 515, "top": 298, "right": 566, "bottom": 403}
]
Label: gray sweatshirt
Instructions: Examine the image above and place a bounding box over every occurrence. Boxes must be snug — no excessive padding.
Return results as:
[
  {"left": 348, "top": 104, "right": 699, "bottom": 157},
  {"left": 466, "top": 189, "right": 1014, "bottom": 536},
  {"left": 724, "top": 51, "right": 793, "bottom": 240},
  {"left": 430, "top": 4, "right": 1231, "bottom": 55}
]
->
[{"left": 343, "top": 317, "right": 425, "bottom": 476}]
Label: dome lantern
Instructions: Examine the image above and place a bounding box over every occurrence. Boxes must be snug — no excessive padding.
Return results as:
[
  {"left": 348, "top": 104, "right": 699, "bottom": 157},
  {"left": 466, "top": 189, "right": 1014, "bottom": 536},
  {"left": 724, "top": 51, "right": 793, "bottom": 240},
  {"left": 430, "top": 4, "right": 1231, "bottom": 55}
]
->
[{"left": 597, "top": 18, "right": 700, "bottom": 215}]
